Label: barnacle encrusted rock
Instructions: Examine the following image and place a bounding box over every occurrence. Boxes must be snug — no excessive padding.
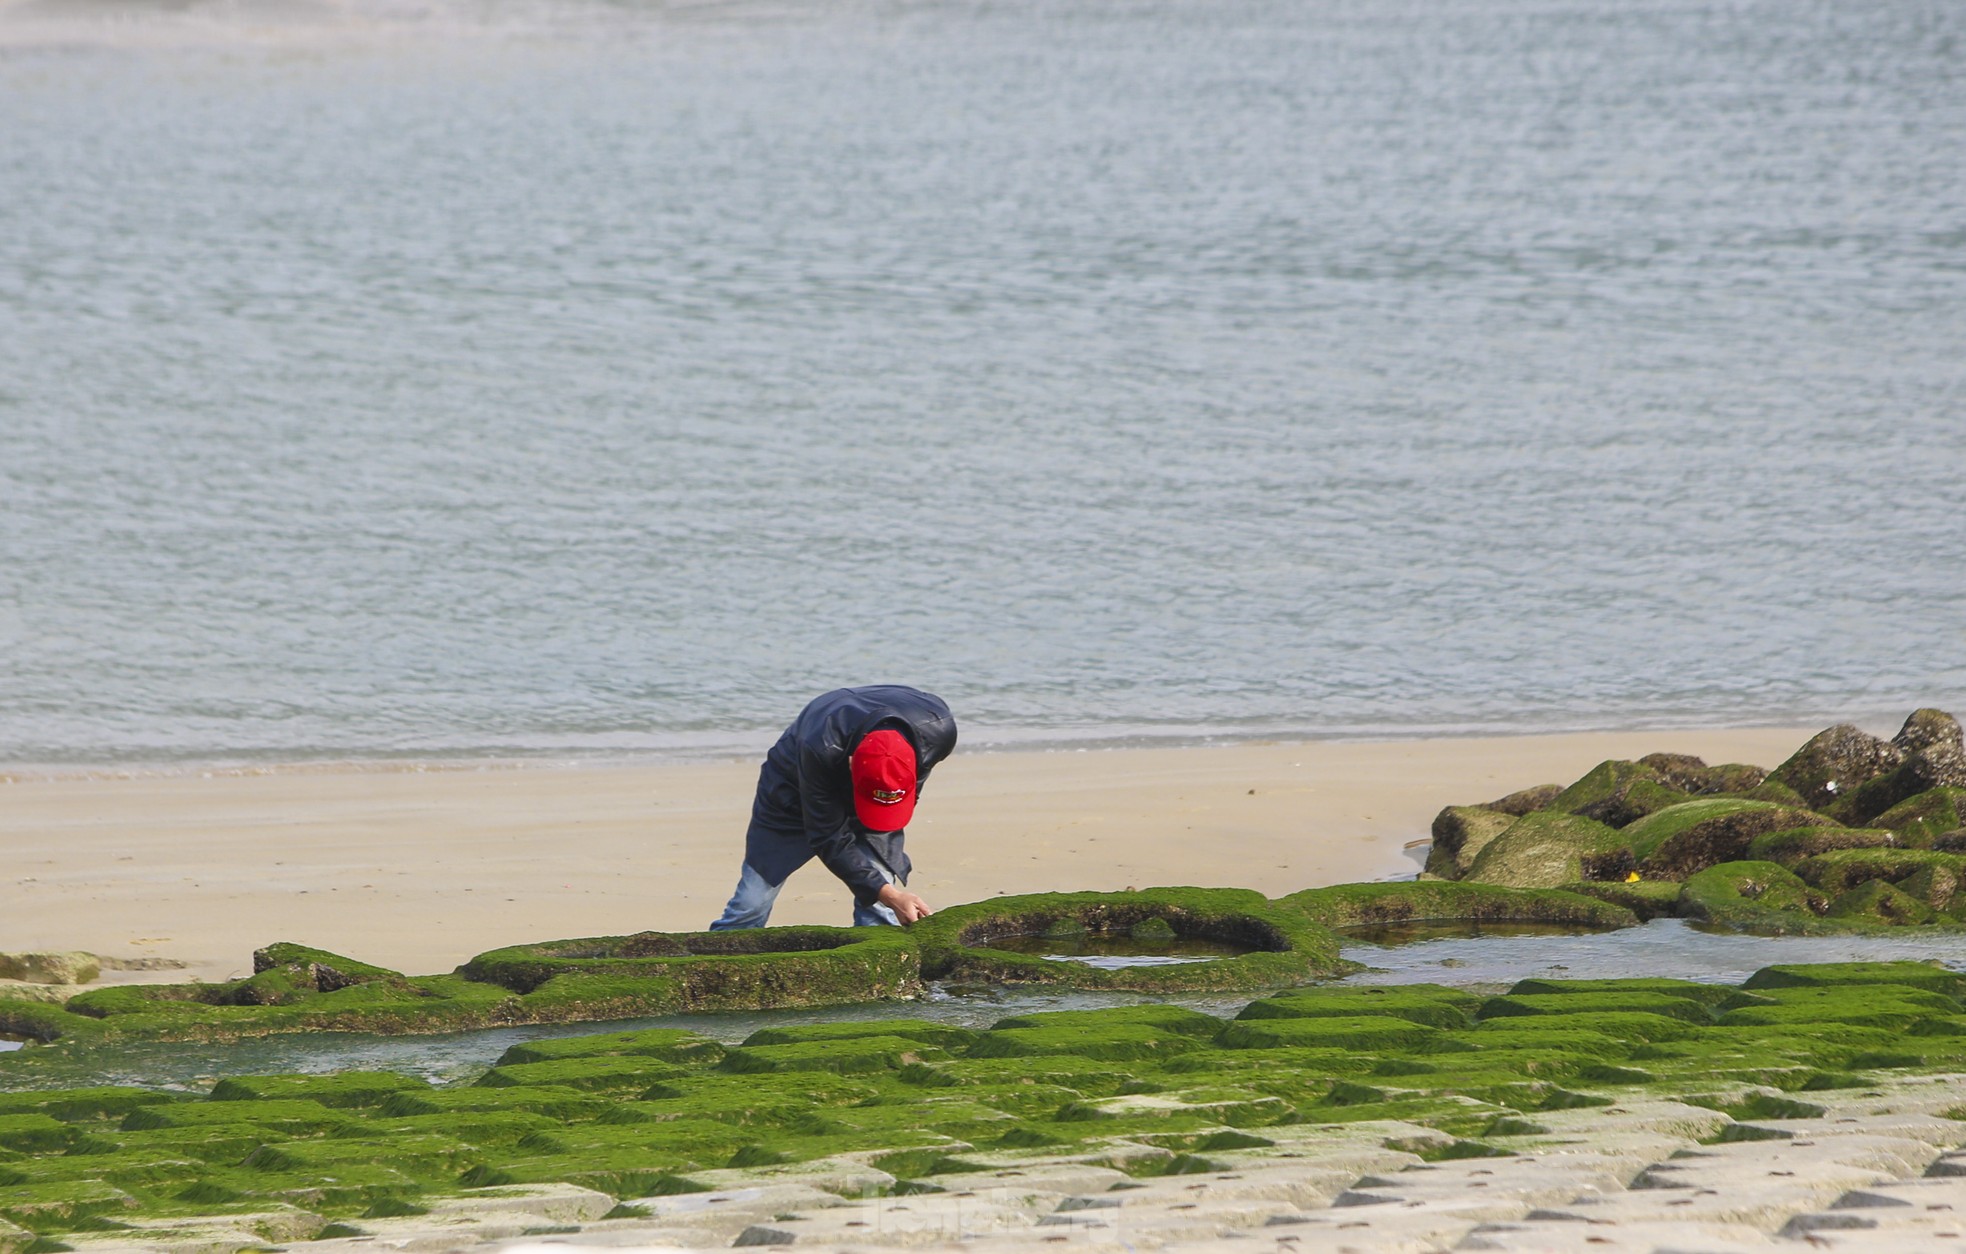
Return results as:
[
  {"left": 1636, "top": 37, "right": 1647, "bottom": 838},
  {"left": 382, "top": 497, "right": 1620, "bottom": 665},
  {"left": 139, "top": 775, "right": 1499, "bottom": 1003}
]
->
[{"left": 1768, "top": 724, "right": 1903, "bottom": 811}]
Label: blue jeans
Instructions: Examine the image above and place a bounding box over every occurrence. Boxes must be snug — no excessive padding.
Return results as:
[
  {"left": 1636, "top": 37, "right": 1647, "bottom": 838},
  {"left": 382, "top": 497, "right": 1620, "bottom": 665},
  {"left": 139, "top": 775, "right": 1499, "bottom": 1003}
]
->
[{"left": 708, "top": 862, "right": 900, "bottom": 930}]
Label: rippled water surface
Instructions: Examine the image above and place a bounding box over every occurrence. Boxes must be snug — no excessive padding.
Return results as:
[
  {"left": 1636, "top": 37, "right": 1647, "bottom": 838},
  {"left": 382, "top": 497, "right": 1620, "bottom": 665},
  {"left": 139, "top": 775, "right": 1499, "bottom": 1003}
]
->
[{"left": 2, "top": 0, "right": 1962, "bottom": 763}]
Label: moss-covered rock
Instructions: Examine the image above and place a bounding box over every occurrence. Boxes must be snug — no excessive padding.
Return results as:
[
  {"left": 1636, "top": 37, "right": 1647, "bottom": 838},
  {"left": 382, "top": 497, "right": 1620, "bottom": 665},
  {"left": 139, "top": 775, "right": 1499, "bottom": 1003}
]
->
[
  {"left": 1284, "top": 880, "right": 1636, "bottom": 930},
  {"left": 1768, "top": 724, "right": 1903, "bottom": 812},
  {"left": 1484, "top": 783, "right": 1563, "bottom": 815},
  {"left": 1235, "top": 984, "right": 1480, "bottom": 1028},
  {"left": 1550, "top": 760, "right": 1688, "bottom": 828},
  {"left": 1868, "top": 787, "right": 1966, "bottom": 847},
  {"left": 1557, "top": 878, "right": 1683, "bottom": 920},
  {"left": 1679, "top": 862, "right": 1823, "bottom": 931},
  {"left": 1891, "top": 863, "right": 1963, "bottom": 914},
  {"left": 913, "top": 887, "right": 1348, "bottom": 991},
  {"left": 1742, "top": 960, "right": 1965, "bottom": 996},
  {"left": 207, "top": 1072, "right": 429, "bottom": 1108},
  {"left": 1744, "top": 826, "right": 1894, "bottom": 865},
  {"left": 494, "top": 1028, "right": 724, "bottom": 1067},
  {"left": 1460, "top": 812, "right": 1632, "bottom": 888},
  {"left": 1620, "top": 800, "right": 1830, "bottom": 877},
  {"left": 464, "top": 926, "right": 922, "bottom": 1012},
  {"left": 1832, "top": 741, "right": 1966, "bottom": 826},
  {"left": 1795, "top": 848, "right": 1966, "bottom": 897},
  {"left": 1426, "top": 806, "right": 1517, "bottom": 877},
  {"left": 0, "top": 953, "right": 100, "bottom": 986},
  {"left": 1825, "top": 881, "right": 1940, "bottom": 926}
]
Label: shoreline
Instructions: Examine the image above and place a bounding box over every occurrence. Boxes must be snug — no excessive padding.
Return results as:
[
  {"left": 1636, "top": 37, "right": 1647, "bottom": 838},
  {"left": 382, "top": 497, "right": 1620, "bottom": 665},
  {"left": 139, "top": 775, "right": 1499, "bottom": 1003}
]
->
[
  {"left": 0, "top": 711, "right": 1877, "bottom": 784},
  {"left": 0, "top": 725, "right": 1822, "bottom": 987}
]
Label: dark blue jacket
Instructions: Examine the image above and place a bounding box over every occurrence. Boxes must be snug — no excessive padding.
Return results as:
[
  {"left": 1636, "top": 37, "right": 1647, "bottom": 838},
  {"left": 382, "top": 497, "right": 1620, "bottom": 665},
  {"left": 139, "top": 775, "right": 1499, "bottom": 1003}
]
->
[{"left": 744, "top": 686, "right": 958, "bottom": 905}]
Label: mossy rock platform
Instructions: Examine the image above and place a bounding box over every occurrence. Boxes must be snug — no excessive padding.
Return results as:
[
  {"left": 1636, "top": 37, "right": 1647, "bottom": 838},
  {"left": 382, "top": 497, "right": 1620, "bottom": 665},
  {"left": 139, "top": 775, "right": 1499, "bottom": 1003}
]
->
[
  {"left": 4, "top": 960, "right": 1966, "bottom": 1249},
  {"left": 1420, "top": 707, "right": 1966, "bottom": 935},
  {"left": 910, "top": 888, "right": 1351, "bottom": 991}
]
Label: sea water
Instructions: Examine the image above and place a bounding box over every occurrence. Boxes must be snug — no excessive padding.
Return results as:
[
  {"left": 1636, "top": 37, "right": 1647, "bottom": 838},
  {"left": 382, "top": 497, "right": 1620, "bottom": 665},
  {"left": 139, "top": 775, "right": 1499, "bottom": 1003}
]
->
[{"left": 2, "top": 0, "right": 1963, "bottom": 766}]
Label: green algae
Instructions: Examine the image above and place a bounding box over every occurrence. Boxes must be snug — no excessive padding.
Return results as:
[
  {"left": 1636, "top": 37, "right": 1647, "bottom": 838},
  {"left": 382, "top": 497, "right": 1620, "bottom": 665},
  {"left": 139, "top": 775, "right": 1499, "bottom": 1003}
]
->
[
  {"left": 1285, "top": 880, "right": 1635, "bottom": 930},
  {"left": 1679, "top": 861, "right": 1826, "bottom": 931},
  {"left": 494, "top": 1027, "right": 725, "bottom": 1067},
  {"left": 1461, "top": 812, "right": 1632, "bottom": 888},
  {"left": 1745, "top": 826, "right": 1894, "bottom": 865},
  {"left": 915, "top": 887, "right": 1349, "bottom": 991},
  {"left": 1870, "top": 787, "right": 1966, "bottom": 847}
]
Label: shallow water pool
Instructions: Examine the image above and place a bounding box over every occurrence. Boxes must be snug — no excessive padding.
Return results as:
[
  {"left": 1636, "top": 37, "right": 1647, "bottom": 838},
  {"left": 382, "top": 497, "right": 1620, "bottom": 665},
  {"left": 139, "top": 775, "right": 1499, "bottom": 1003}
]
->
[{"left": 5, "top": 918, "right": 1961, "bottom": 1092}]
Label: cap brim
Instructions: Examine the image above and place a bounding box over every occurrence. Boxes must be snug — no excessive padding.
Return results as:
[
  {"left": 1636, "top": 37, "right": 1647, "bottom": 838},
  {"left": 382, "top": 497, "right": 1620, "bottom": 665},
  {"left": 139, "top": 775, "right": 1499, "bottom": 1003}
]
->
[{"left": 855, "top": 794, "right": 916, "bottom": 832}]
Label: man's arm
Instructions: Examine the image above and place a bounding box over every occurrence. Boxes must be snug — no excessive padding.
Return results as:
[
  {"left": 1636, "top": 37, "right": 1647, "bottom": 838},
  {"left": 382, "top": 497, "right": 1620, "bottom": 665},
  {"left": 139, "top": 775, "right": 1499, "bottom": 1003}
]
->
[{"left": 797, "top": 743, "right": 894, "bottom": 908}]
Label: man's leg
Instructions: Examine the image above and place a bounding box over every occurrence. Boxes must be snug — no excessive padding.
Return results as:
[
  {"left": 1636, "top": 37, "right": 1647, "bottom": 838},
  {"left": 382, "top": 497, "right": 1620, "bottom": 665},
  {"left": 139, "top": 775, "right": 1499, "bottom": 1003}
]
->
[
  {"left": 851, "top": 866, "right": 901, "bottom": 928},
  {"left": 708, "top": 863, "right": 783, "bottom": 930}
]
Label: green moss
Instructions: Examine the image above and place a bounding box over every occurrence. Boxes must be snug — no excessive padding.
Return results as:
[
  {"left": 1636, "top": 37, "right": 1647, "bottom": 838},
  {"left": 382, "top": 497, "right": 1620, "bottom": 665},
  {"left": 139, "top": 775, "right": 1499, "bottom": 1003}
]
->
[
  {"left": 1680, "top": 861, "right": 1823, "bottom": 930},
  {"left": 1283, "top": 880, "right": 1635, "bottom": 929},
  {"left": 376, "top": 1086, "right": 610, "bottom": 1121},
  {"left": 515, "top": 974, "right": 684, "bottom": 1022},
  {"left": 0, "top": 1090, "right": 179, "bottom": 1123},
  {"left": 1549, "top": 760, "right": 1668, "bottom": 824},
  {"left": 208, "top": 1072, "right": 429, "bottom": 1108},
  {"left": 1745, "top": 826, "right": 1895, "bottom": 865},
  {"left": 1475, "top": 993, "right": 1715, "bottom": 1023},
  {"left": 1868, "top": 788, "right": 1966, "bottom": 847},
  {"left": 1743, "top": 959, "right": 1965, "bottom": 995},
  {"left": 474, "top": 1056, "right": 687, "bottom": 1093},
  {"left": 1235, "top": 984, "right": 1480, "bottom": 1028},
  {"left": 914, "top": 887, "right": 1348, "bottom": 991},
  {"left": 0, "top": 1117, "right": 72, "bottom": 1154},
  {"left": 1504, "top": 978, "right": 1736, "bottom": 1008},
  {"left": 1215, "top": 1015, "right": 1441, "bottom": 1052},
  {"left": 1460, "top": 812, "right": 1632, "bottom": 888},
  {"left": 966, "top": 1023, "right": 1212, "bottom": 1062},
  {"left": 989, "top": 1005, "right": 1226, "bottom": 1038},
  {"left": 1892, "top": 864, "right": 1963, "bottom": 913},
  {"left": 494, "top": 1028, "right": 725, "bottom": 1067},
  {"left": 1557, "top": 879, "right": 1684, "bottom": 919},
  {"left": 1826, "top": 880, "right": 1941, "bottom": 925},
  {"left": 1425, "top": 807, "right": 1518, "bottom": 877},
  {"left": 463, "top": 926, "right": 923, "bottom": 1011},
  {"left": 1797, "top": 849, "right": 1966, "bottom": 897},
  {"left": 740, "top": 1020, "right": 977, "bottom": 1050},
  {"left": 719, "top": 1036, "right": 949, "bottom": 1075},
  {"left": 1632, "top": 803, "right": 1832, "bottom": 878},
  {"left": 120, "top": 1100, "right": 355, "bottom": 1137}
]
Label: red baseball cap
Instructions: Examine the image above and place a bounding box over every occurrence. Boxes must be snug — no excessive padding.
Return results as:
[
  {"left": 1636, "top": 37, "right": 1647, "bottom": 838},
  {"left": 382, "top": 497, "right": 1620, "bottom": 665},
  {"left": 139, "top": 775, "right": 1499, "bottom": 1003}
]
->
[{"left": 850, "top": 728, "right": 919, "bottom": 832}]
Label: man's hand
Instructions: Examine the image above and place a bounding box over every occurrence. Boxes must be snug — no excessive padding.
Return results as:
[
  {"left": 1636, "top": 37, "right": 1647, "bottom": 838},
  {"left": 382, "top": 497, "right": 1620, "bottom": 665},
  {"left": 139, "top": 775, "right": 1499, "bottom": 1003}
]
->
[{"left": 877, "top": 883, "right": 933, "bottom": 924}]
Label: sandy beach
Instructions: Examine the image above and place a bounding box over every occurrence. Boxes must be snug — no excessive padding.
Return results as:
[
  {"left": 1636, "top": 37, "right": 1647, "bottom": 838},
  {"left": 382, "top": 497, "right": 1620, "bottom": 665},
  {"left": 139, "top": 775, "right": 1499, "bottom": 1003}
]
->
[{"left": 1, "top": 727, "right": 1817, "bottom": 985}]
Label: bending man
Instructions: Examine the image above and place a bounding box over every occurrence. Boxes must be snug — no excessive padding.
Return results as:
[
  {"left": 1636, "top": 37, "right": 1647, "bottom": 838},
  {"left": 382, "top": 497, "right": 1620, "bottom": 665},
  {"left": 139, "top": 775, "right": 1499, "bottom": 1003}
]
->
[{"left": 709, "top": 685, "right": 957, "bottom": 929}]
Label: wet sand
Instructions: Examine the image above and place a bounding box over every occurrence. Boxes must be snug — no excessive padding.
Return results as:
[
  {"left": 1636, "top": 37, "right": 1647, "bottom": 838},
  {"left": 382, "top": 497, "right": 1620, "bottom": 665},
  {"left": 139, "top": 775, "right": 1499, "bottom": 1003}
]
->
[{"left": 0, "top": 727, "right": 1815, "bottom": 984}]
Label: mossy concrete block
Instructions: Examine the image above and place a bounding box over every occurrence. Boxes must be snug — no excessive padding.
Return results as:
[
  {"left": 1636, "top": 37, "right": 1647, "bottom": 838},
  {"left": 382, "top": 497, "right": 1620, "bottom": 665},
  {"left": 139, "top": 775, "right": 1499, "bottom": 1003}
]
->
[
  {"left": 1745, "top": 825, "right": 1895, "bottom": 864},
  {"left": 1426, "top": 806, "right": 1517, "bottom": 877},
  {"left": 1236, "top": 984, "right": 1480, "bottom": 1028},
  {"left": 0, "top": 1180, "right": 138, "bottom": 1225},
  {"left": 1825, "top": 880, "right": 1941, "bottom": 926},
  {"left": 915, "top": 887, "right": 1347, "bottom": 991},
  {"left": 365, "top": 1111, "right": 558, "bottom": 1148},
  {"left": 1504, "top": 977, "right": 1736, "bottom": 1009},
  {"left": 1769, "top": 723, "right": 1904, "bottom": 812},
  {"left": 720, "top": 1036, "right": 949, "bottom": 1075},
  {"left": 515, "top": 973, "right": 685, "bottom": 1022},
  {"left": 0, "top": 953, "right": 99, "bottom": 986},
  {"left": 0, "top": 1114, "right": 72, "bottom": 1153},
  {"left": 0, "top": 1088, "right": 181, "bottom": 1123},
  {"left": 1868, "top": 787, "right": 1966, "bottom": 848},
  {"left": 740, "top": 1020, "right": 976, "bottom": 1050},
  {"left": 209, "top": 1072, "right": 430, "bottom": 1108},
  {"left": 250, "top": 944, "right": 402, "bottom": 996},
  {"left": 1460, "top": 812, "right": 1632, "bottom": 889},
  {"left": 377, "top": 1085, "right": 609, "bottom": 1121},
  {"left": 475, "top": 1057, "right": 687, "bottom": 1093},
  {"left": 1215, "top": 1015, "right": 1441, "bottom": 1052},
  {"left": 121, "top": 1099, "right": 356, "bottom": 1137},
  {"left": 463, "top": 925, "right": 922, "bottom": 1012},
  {"left": 1282, "top": 880, "right": 1635, "bottom": 928},
  {"left": 1475, "top": 993, "right": 1714, "bottom": 1023},
  {"left": 1743, "top": 960, "right": 1965, "bottom": 996},
  {"left": 966, "top": 1023, "right": 1212, "bottom": 1062},
  {"left": 495, "top": 1027, "right": 725, "bottom": 1067},
  {"left": 989, "top": 1005, "right": 1226, "bottom": 1039}
]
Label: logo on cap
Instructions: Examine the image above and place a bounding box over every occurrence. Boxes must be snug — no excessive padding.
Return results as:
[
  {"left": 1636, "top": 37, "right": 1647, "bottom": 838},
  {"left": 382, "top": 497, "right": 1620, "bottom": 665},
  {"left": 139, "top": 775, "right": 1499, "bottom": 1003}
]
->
[{"left": 871, "top": 787, "right": 908, "bottom": 805}]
